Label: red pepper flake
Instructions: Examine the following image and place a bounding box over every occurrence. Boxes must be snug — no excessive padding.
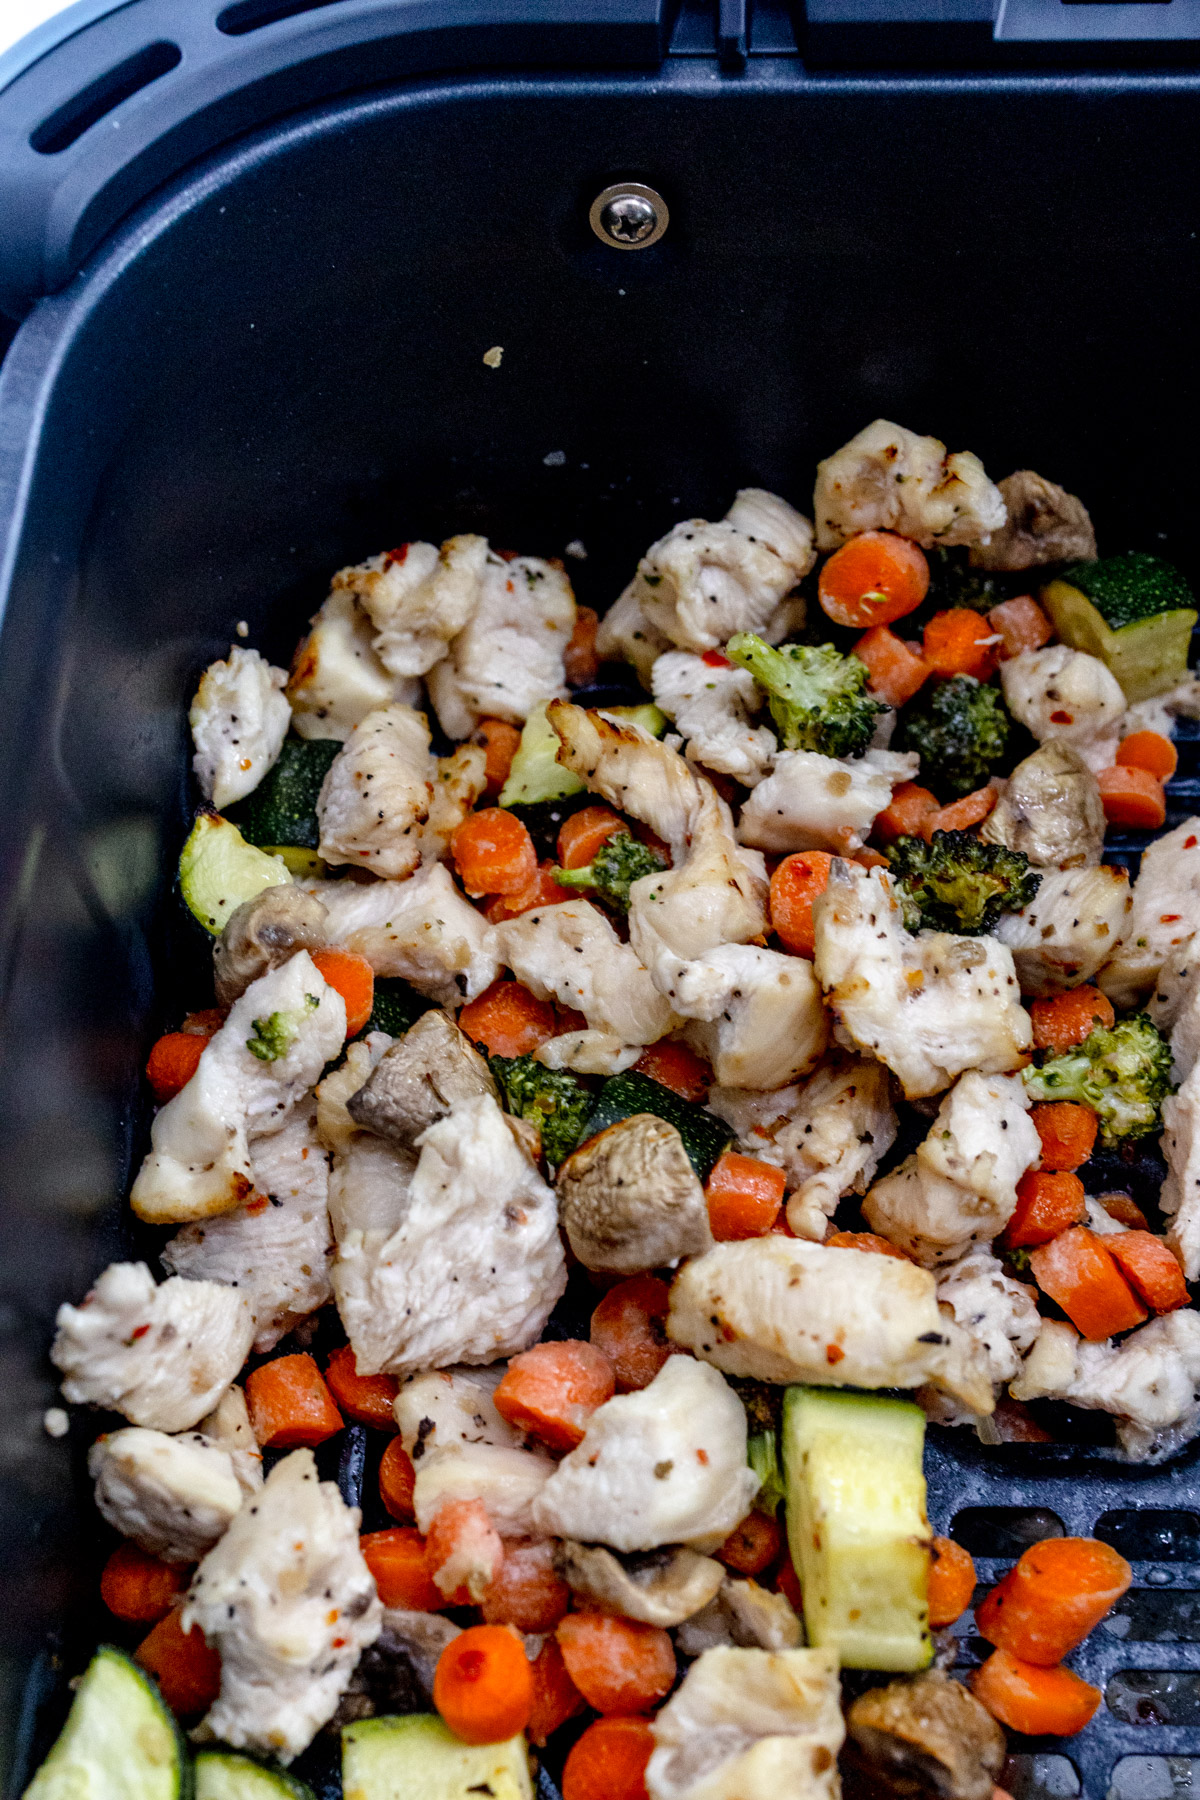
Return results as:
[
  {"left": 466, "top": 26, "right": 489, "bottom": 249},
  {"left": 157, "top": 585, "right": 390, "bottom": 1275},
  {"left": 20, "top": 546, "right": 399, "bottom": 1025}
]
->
[
  {"left": 825, "top": 1343, "right": 845, "bottom": 1365},
  {"left": 1162, "top": 915, "right": 1182, "bottom": 924},
  {"left": 1187, "top": 836, "right": 1198, "bottom": 849},
  {"left": 245, "top": 1195, "right": 269, "bottom": 1215},
  {"left": 383, "top": 544, "right": 409, "bottom": 567},
  {"left": 130, "top": 1323, "right": 151, "bottom": 1340},
  {"left": 331, "top": 1637, "right": 347, "bottom": 1649},
  {"left": 1049, "top": 710, "right": 1074, "bottom": 725},
  {"left": 696, "top": 1448, "right": 710, "bottom": 1465},
  {"left": 702, "top": 648, "right": 732, "bottom": 668}
]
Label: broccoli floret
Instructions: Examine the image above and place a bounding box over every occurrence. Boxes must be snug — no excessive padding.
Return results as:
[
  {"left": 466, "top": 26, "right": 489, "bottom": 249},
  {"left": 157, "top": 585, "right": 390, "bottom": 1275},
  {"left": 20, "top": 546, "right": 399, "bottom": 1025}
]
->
[
  {"left": 246, "top": 994, "right": 318, "bottom": 1062},
  {"left": 725, "top": 633, "right": 886, "bottom": 758},
  {"left": 925, "top": 546, "right": 1006, "bottom": 615},
  {"left": 490, "top": 1053, "right": 592, "bottom": 1165},
  {"left": 886, "top": 830, "right": 1041, "bottom": 935},
  {"left": 552, "top": 831, "right": 666, "bottom": 913},
  {"left": 748, "top": 1429, "right": 788, "bottom": 1516},
  {"left": 1023, "top": 1013, "right": 1175, "bottom": 1143},
  {"left": 895, "top": 675, "right": 1013, "bottom": 798}
]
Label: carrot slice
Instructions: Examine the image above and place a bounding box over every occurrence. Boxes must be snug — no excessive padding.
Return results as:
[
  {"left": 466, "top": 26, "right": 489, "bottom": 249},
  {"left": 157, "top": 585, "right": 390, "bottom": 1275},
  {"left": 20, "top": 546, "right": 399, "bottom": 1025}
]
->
[
  {"left": 1002, "top": 1170, "right": 1088, "bottom": 1250},
  {"left": 458, "top": 978, "right": 558, "bottom": 1058},
  {"left": 1098, "top": 1192, "right": 1149, "bottom": 1231},
  {"left": 100, "top": 1543, "right": 190, "bottom": 1623},
  {"left": 852, "top": 625, "right": 930, "bottom": 708},
  {"left": 769, "top": 851, "right": 834, "bottom": 958},
  {"left": 976, "top": 1537, "right": 1132, "bottom": 1664},
  {"left": 556, "top": 1613, "right": 676, "bottom": 1715},
  {"left": 590, "top": 1275, "right": 678, "bottom": 1392},
  {"left": 558, "top": 805, "right": 628, "bottom": 870},
  {"left": 1029, "top": 987, "right": 1115, "bottom": 1055},
  {"left": 1031, "top": 1103, "right": 1098, "bottom": 1172},
  {"left": 135, "top": 1606, "right": 221, "bottom": 1717},
  {"left": 309, "top": 947, "right": 374, "bottom": 1036},
  {"left": 1105, "top": 1232, "right": 1190, "bottom": 1313},
  {"left": 706, "top": 1151, "right": 786, "bottom": 1241},
  {"left": 1117, "top": 730, "right": 1178, "bottom": 783},
  {"left": 817, "top": 531, "right": 930, "bottom": 629},
  {"left": 245, "top": 1353, "right": 343, "bottom": 1449},
  {"left": 774, "top": 1555, "right": 804, "bottom": 1612},
  {"left": 434, "top": 1623, "right": 533, "bottom": 1745},
  {"left": 565, "top": 606, "right": 601, "bottom": 688},
  {"left": 970, "top": 1649, "right": 1101, "bottom": 1737},
  {"left": 425, "top": 1497, "right": 504, "bottom": 1604},
  {"left": 633, "top": 1039, "right": 712, "bottom": 1102},
  {"left": 873, "top": 782, "right": 940, "bottom": 846},
  {"left": 923, "top": 609, "right": 1000, "bottom": 681},
  {"left": 528, "top": 1634, "right": 586, "bottom": 1747},
  {"left": 923, "top": 784, "right": 998, "bottom": 839},
  {"left": 378, "top": 1436, "right": 417, "bottom": 1522},
  {"left": 988, "top": 595, "right": 1054, "bottom": 661},
  {"left": 1029, "top": 1227, "right": 1148, "bottom": 1340},
  {"left": 145, "top": 1032, "right": 206, "bottom": 1104},
  {"left": 493, "top": 1340, "right": 616, "bottom": 1451},
  {"left": 485, "top": 862, "right": 569, "bottom": 922},
  {"left": 928, "top": 1536, "right": 976, "bottom": 1629},
  {"left": 360, "top": 1527, "right": 444, "bottom": 1610},
  {"left": 562, "top": 1717, "right": 655, "bottom": 1800},
  {"left": 181, "top": 1008, "right": 224, "bottom": 1036},
  {"left": 719, "top": 1510, "right": 782, "bottom": 1577},
  {"left": 825, "top": 1230, "right": 911, "bottom": 1260},
  {"left": 475, "top": 718, "right": 523, "bottom": 799},
  {"left": 1096, "top": 764, "right": 1166, "bottom": 830},
  {"left": 325, "top": 1344, "right": 398, "bottom": 1429},
  {"left": 481, "top": 1539, "right": 571, "bottom": 1632},
  {"left": 451, "top": 808, "right": 539, "bottom": 897}
]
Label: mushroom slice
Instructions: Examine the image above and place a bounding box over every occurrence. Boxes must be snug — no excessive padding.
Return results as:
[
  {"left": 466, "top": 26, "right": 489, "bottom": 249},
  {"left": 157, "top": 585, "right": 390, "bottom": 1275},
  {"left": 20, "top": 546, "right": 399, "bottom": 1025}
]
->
[
  {"left": 555, "top": 1542, "right": 726, "bottom": 1627},
  {"left": 969, "top": 470, "right": 1096, "bottom": 572},
  {"left": 846, "top": 1668, "right": 1006, "bottom": 1800},
  {"left": 981, "top": 740, "right": 1105, "bottom": 871},
  {"left": 557, "top": 1114, "right": 714, "bottom": 1273},
  {"left": 214, "top": 886, "right": 329, "bottom": 1008},
  {"left": 348, "top": 1010, "right": 497, "bottom": 1146}
]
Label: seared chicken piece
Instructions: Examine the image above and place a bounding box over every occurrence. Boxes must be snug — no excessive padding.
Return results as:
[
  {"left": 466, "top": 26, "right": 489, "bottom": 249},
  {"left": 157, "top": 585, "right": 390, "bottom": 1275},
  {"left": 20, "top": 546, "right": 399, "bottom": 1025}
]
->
[
  {"left": 131, "top": 953, "right": 346, "bottom": 1224},
  {"left": 969, "top": 470, "right": 1096, "bottom": 572},
  {"left": 347, "top": 1009, "right": 496, "bottom": 1146},
  {"left": 88, "top": 1427, "right": 243, "bottom": 1562},
  {"left": 994, "top": 863, "right": 1132, "bottom": 997},
  {"left": 596, "top": 584, "right": 673, "bottom": 689},
  {"left": 1000, "top": 645, "right": 1126, "bottom": 770},
  {"left": 981, "top": 740, "right": 1105, "bottom": 871},
  {"left": 812, "top": 861, "right": 1032, "bottom": 1099},
  {"left": 316, "top": 704, "right": 434, "bottom": 878},
  {"left": 1150, "top": 950, "right": 1200, "bottom": 1083},
  {"left": 681, "top": 946, "right": 828, "bottom": 1090},
  {"left": 1011, "top": 1310, "right": 1200, "bottom": 1461},
  {"left": 213, "top": 886, "right": 329, "bottom": 1009},
  {"left": 186, "top": 1448, "right": 381, "bottom": 1761},
  {"left": 51, "top": 1262, "right": 256, "bottom": 1433},
  {"left": 394, "top": 1365, "right": 526, "bottom": 1456},
  {"left": 190, "top": 647, "right": 290, "bottom": 810},
  {"left": 651, "top": 651, "right": 777, "bottom": 786},
  {"left": 310, "top": 864, "right": 501, "bottom": 1005},
  {"left": 737, "top": 749, "right": 918, "bottom": 855},
  {"left": 393, "top": 1364, "right": 556, "bottom": 1536},
  {"left": 846, "top": 1668, "right": 1006, "bottom": 1800},
  {"left": 813, "top": 419, "right": 1005, "bottom": 551},
  {"left": 427, "top": 552, "right": 575, "bottom": 737},
  {"left": 491, "top": 899, "right": 680, "bottom": 1047},
  {"left": 531, "top": 1356, "right": 759, "bottom": 1553},
  {"left": 1098, "top": 817, "right": 1200, "bottom": 1008},
  {"left": 555, "top": 1542, "right": 726, "bottom": 1627},
  {"left": 668, "top": 1238, "right": 994, "bottom": 1413},
  {"left": 198, "top": 1384, "right": 263, "bottom": 1495},
  {"left": 1160, "top": 1062, "right": 1200, "bottom": 1277},
  {"left": 935, "top": 1250, "right": 1041, "bottom": 1387},
  {"left": 339, "top": 534, "right": 488, "bottom": 677},
  {"left": 737, "top": 1058, "right": 895, "bottom": 1241},
  {"left": 419, "top": 743, "right": 488, "bottom": 863},
  {"left": 287, "top": 587, "right": 420, "bottom": 740},
  {"left": 556, "top": 1115, "right": 714, "bottom": 1273}
]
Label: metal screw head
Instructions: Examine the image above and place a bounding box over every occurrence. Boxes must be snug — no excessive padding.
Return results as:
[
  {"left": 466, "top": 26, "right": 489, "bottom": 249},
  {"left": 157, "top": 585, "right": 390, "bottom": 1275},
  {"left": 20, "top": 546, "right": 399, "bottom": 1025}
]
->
[{"left": 590, "top": 183, "right": 669, "bottom": 251}]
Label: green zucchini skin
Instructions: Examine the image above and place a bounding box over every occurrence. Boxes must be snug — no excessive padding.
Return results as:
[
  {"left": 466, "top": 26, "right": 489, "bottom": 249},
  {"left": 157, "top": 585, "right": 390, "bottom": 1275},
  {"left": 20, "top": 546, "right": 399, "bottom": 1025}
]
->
[
  {"left": 228, "top": 738, "right": 340, "bottom": 851},
  {"left": 22, "top": 1645, "right": 190, "bottom": 1800},
  {"left": 194, "top": 1752, "right": 315, "bottom": 1800},
  {"left": 581, "top": 1070, "right": 731, "bottom": 1180}
]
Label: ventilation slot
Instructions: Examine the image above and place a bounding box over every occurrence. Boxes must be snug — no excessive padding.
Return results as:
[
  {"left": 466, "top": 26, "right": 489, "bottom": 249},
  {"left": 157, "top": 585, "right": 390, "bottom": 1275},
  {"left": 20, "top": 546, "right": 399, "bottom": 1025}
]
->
[
  {"left": 1108, "top": 1670, "right": 1200, "bottom": 1727},
  {"left": 951, "top": 1507, "right": 1065, "bottom": 1557},
  {"left": 1096, "top": 1509, "right": 1200, "bottom": 1561},
  {"left": 1000, "top": 1754, "right": 1080, "bottom": 1799},
  {"left": 216, "top": 0, "right": 348, "bottom": 34},
  {"left": 30, "top": 42, "right": 181, "bottom": 154},
  {"left": 1100, "top": 1589, "right": 1200, "bottom": 1643},
  {"left": 1110, "top": 1757, "right": 1200, "bottom": 1798}
]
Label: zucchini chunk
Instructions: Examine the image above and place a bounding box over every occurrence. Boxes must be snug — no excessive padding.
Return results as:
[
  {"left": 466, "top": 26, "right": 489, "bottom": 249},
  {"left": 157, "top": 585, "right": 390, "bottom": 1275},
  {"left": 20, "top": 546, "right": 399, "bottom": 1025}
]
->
[
  {"left": 581, "top": 1069, "right": 731, "bottom": 1181},
  {"left": 179, "top": 812, "right": 292, "bottom": 936},
  {"left": 782, "top": 1386, "right": 933, "bottom": 1673},
  {"left": 228, "top": 737, "right": 340, "bottom": 852},
  {"left": 1041, "top": 552, "right": 1197, "bottom": 703},
  {"left": 22, "top": 1645, "right": 186, "bottom": 1800},
  {"left": 341, "top": 1714, "right": 533, "bottom": 1800},
  {"left": 194, "top": 1752, "right": 314, "bottom": 1800},
  {"left": 499, "top": 700, "right": 667, "bottom": 808}
]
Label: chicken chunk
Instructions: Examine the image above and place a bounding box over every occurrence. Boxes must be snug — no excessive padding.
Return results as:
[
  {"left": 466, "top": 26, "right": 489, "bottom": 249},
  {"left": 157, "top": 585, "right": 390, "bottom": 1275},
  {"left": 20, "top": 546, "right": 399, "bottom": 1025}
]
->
[
  {"left": 347, "top": 1010, "right": 496, "bottom": 1146},
  {"left": 1000, "top": 646, "right": 1126, "bottom": 769},
  {"left": 667, "top": 1238, "right": 994, "bottom": 1413},
  {"left": 427, "top": 552, "right": 575, "bottom": 737},
  {"left": 1098, "top": 818, "right": 1200, "bottom": 1008},
  {"left": 198, "top": 1385, "right": 263, "bottom": 1495},
  {"left": 725, "top": 488, "right": 818, "bottom": 575},
  {"left": 556, "top": 1543, "right": 726, "bottom": 1627},
  {"left": 846, "top": 1668, "right": 1006, "bottom": 1800},
  {"left": 935, "top": 1250, "right": 1041, "bottom": 1387},
  {"left": 490, "top": 899, "right": 680, "bottom": 1047},
  {"left": 190, "top": 647, "right": 291, "bottom": 810},
  {"left": 88, "top": 1427, "right": 243, "bottom": 1562},
  {"left": 969, "top": 470, "right": 1096, "bottom": 572},
  {"left": 316, "top": 704, "right": 434, "bottom": 878},
  {"left": 812, "top": 860, "right": 1032, "bottom": 1099},
  {"left": 161, "top": 1105, "right": 333, "bottom": 1353},
  {"left": 394, "top": 1365, "right": 525, "bottom": 1456},
  {"left": 131, "top": 953, "right": 346, "bottom": 1224},
  {"left": 51, "top": 1262, "right": 256, "bottom": 1433},
  {"left": 185, "top": 1448, "right": 381, "bottom": 1760},
  {"left": 338, "top": 534, "right": 488, "bottom": 677},
  {"left": 413, "top": 1442, "right": 556, "bottom": 1538},
  {"left": 1149, "top": 952, "right": 1200, "bottom": 1086},
  {"left": 1011, "top": 1310, "right": 1200, "bottom": 1461},
  {"left": 651, "top": 652, "right": 777, "bottom": 786},
  {"left": 1160, "top": 1062, "right": 1200, "bottom": 1278},
  {"left": 981, "top": 740, "right": 1105, "bottom": 871},
  {"left": 557, "top": 1115, "right": 714, "bottom": 1273},
  {"left": 287, "top": 587, "right": 420, "bottom": 741},
  {"left": 213, "top": 887, "right": 329, "bottom": 1009},
  {"left": 419, "top": 744, "right": 488, "bottom": 863},
  {"left": 737, "top": 749, "right": 919, "bottom": 855},
  {"left": 332, "top": 1092, "right": 566, "bottom": 1376},
  {"left": 595, "top": 584, "right": 673, "bottom": 689},
  {"left": 994, "top": 863, "right": 1132, "bottom": 997},
  {"left": 392, "top": 1371, "right": 553, "bottom": 1535},
  {"left": 813, "top": 419, "right": 1006, "bottom": 552},
  {"left": 310, "top": 864, "right": 501, "bottom": 1005},
  {"left": 646, "top": 1646, "right": 843, "bottom": 1800},
  {"left": 681, "top": 946, "right": 828, "bottom": 1091},
  {"left": 531, "top": 1356, "right": 759, "bottom": 1553}
]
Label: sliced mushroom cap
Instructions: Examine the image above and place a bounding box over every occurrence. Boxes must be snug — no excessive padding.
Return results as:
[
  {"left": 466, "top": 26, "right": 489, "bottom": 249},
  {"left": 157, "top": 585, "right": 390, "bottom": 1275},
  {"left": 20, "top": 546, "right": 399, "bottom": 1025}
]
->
[
  {"left": 846, "top": 1668, "right": 1006, "bottom": 1800},
  {"left": 555, "top": 1541, "right": 725, "bottom": 1626},
  {"left": 556, "top": 1114, "right": 714, "bottom": 1273},
  {"left": 981, "top": 740, "right": 1105, "bottom": 870},
  {"left": 969, "top": 469, "right": 1096, "bottom": 572},
  {"left": 213, "top": 885, "right": 329, "bottom": 1007},
  {"left": 347, "top": 1008, "right": 497, "bottom": 1145},
  {"left": 673, "top": 1574, "right": 802, "bottom": 1656}
]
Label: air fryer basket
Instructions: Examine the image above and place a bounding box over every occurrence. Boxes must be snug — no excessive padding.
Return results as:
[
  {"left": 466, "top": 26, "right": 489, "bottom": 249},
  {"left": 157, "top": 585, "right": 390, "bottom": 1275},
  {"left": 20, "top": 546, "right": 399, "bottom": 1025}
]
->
[{"left": 4, "top": 4, "right": 1200, "bottom": 1793}]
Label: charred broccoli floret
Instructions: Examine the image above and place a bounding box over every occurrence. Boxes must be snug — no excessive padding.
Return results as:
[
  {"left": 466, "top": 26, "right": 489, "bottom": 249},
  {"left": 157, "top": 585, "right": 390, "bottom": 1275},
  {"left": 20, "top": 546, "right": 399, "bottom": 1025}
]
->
[
  {"left": 552, "top": 830, "right": 666, "bottom": 913},
  {"left": 489, "top": 1053, "right": 592, "bottom": 1165},
  {"left": 1024, "top": 1013, "right": 1175, "bottom": 1143},
  {"left": 895, "top": 675, "right": 1013, "bottom": 798},
  {"left": 886, "top": 830, "right": 1041, "bottom": 935},
  {"left": 726, "top": 633, "right": 886, "bottom": 758}
]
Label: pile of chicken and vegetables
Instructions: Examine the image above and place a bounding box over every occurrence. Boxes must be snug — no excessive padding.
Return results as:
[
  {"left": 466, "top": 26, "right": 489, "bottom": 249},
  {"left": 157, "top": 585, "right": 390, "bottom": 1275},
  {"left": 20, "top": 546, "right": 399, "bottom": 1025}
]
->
[{"left": 30, "top": 418, "right": 1200, "bottom": 1800}]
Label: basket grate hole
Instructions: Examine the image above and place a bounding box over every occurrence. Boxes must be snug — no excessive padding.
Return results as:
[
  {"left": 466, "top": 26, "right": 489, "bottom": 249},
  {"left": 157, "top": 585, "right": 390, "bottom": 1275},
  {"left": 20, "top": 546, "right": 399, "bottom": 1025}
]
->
[
  {"left": 1000, "top": 1754, "right": 1080, "bottom": 1799},
  {"left": 951, "top": 1507, "right": 1065, "bottom": 1557},
  {"left": 1096, "top": 1510, "right": 1200, "bottom": 1561},
  {"left": 1107, "top": 1670, "right": 1200, "bottom": 1727},
  {"left": 1101, "top": 1590, "right": 1200, "bottom": 1643},
  {"left": 1109, "top": 1757, "right": 1200, "bottom": 1799},
  {"left": 216, "top": 0, "right": 349, "bottom": 34},
  {"left": 30, "top": 42, "right": 181, "bottom": 154}
]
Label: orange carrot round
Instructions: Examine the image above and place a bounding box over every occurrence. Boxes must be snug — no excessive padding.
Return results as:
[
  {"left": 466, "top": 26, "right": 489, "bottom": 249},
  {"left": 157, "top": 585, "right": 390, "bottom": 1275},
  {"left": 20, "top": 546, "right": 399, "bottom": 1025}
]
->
[
  {"left": 565, "top": 607, "right": 601, "bottom": 688},
  {"left": 325, "top": 1345, "right": 398, "bottom": 1429},
  {"left": 360, "top": 1527, "right": 444, "bottom": 1610},
  {"left": 485, "top": 863, "right": 571, "bottom": 922},
  {"left": 528, "top": 1635, "right": 586, "bottom": 1747},
  {"left": 458, "top": 978, "right": 558, "bottom": 1058},
  {"left": 970, "top": 1649, "right": 1101, "bottom": 1737},
  {"left": 923, "top": 609, "right": 999, "bottom": 681},
  {"left": 100, "top": 1543, "right": 190, "bottom": 1623},
  {"left": 633, "top": 1039, "right": 712, "bottom": 1102},
  {"left": 563, "top": 1716, "right": 655, "bottom": 1800},
  {"left": 922, "top": 784, "right": 998, "bottom": 839},
  {"left": 493, "top": 1340, "right": 616, "bottom": 1451},
  {"left": 135, "top": 1607, "right": 221, "bottom": 1717},
  {"left": 976, "top": 1537, "right": 1132, "bottom": 1664},
  {"left": 590, "top": 1275, "right": 678, "bottom": 1392},
  {"left": 309, "top": 948, "right": 375, "bottom": 1037},
  {"left": 558, "top": 805, "right": 629, "bottom": 870},
  {"left": 1117, "top": 730, "right": 1178, "bottom": 783},
  {"left": 378, "top": 1437, "right": 416, "bottom": 1522},
  {"left": 873, "top": 782, "right": 940, "bottom": 846},
  {"left": 482, "top": 1539, "right": 571, "bottom": 1632},
  {"left": 434, "top": 1623, "right": 533, "bottom": 1745},
  {"left": 988, "top": 595, "right": 1053, "bottom": 661},
  {"left": 452, "top": 808, "right": 538, "bottom": 897},
  {"left": 1029, "top": 1228, "right": 1148, "bottom": 1340},
  {"left": 1032, "top": 1102, "right": 1098, "bottom": 1172},
  {"left": 818, "top": 531, "right": 930, "bottom": 629},
  {"left": 1002, "top": 1170, "right": 1088, "bottom": 1250},
  {"left": 1096, "top": 764, "right": 1166, "bottom": 830},
  {"left": 719, "top": 1510, "right": 782, "bottom": 1577},
  {"left": 245, "top": 1353, "right": 343, "bottom": 1449},
  {"left": 424, "top": 1498, "right": 504, "bottom": 1604},
  {"left": 556, "top": 1612, "right": 676, "bottom": 1715},
  {"left": 705, "top": 1151, "right": 787, "bottom": 1241},
  {"left": 852, "top": 625, "right": 930, "bottom": 708},
  {"left": 774, "top": 1555, "right": 804, "bottom": 1612},
  {"left": 146, "top": 1032, "right": 206, "bottom": 1104},
  {"left": 769, "top": 852, "right": 834, "bottom": 958},
  {"left": 475, "top": 718, "right": 523, "bottom": 799},
  {"left": 1097, "top": 1192, "right": 1149, "bottom": 1231},
  {"left": 1029, "top": 987, "right": 1115, "bottom": 1055},
  {"left": 928, "top": 1536, "right": 976, "bottom": 1629},
  {"left": 826, "top": 1230, "right": 911, "bottom": 1260},
  {"left": 1105, "top": 1231, "right": 1189, "bottom": 1313}
]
